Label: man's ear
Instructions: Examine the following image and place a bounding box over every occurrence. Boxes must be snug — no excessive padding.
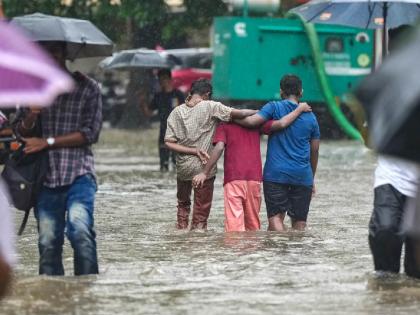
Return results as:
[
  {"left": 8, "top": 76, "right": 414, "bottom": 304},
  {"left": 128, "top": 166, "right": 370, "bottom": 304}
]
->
[{"left": 300, "top": 89, "right": 304, "bottom": 97}]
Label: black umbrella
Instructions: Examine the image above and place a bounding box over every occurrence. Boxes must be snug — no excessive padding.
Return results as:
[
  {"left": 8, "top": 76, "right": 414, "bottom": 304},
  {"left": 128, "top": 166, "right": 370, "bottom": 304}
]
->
[
  {"left": 100, "top": 49, "right": 174, "bottom": 70},
  {"left": 11, "top": 13, "right": 113, "bottom": 60},
  {"left": 290, "top": 0, "right": 420, "bottom": 56},
  {"left": 355, "top": 27, "right": 420, "bottom": 162}
]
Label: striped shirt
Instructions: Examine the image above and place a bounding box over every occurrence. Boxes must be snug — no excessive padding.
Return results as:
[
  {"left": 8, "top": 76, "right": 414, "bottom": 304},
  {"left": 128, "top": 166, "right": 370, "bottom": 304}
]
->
[
  {"left": 165, "top": 100, "right": 232, "bottom": 181},
  {"left": 16, "top": 72, "right": 102, "bottom": 188}
]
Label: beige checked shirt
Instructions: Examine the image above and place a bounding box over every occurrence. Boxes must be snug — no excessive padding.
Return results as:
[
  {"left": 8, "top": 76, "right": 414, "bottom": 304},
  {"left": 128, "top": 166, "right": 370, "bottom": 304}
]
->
[{"left": 165, "top": 100, "right": 233, "bottom": 180}]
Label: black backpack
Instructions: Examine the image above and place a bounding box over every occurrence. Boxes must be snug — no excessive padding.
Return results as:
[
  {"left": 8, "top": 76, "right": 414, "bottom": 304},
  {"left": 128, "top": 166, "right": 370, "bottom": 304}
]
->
[{"left": 1, "top": 144, "right": 48, "bottom": 235}]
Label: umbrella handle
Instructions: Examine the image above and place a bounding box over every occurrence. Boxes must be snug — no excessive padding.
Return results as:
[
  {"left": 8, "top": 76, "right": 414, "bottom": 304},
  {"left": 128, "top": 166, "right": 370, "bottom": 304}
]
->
[
  {"left": 382, "top": 2, "right": 388, "bottom": 58},
  {"left": 69, "top": 37, "right": 87, "bottom": 61}
]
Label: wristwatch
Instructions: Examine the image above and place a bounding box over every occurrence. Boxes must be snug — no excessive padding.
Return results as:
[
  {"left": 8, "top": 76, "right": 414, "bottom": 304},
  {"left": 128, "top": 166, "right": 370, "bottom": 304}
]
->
[{"left": 46, "top": 137, "right": 55, "bottom": 147}]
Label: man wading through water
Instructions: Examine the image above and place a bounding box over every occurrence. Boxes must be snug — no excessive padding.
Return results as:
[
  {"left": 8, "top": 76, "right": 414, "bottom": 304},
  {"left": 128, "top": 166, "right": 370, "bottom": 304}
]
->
[
  {"left": 15, "top": 42, "right": 102, "bottom": 275},
  {"left": 259, "top": 75, "right": 320, "bottom": 231},
  {"left": 143, "top": 69, "right": 185, "bottom": 171}
]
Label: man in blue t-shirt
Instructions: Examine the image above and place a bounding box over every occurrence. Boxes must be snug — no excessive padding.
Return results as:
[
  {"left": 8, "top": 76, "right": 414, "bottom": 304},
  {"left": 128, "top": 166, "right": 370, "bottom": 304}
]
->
[{"left": 237, "top": 74, "right": 320, "bottom": 231}]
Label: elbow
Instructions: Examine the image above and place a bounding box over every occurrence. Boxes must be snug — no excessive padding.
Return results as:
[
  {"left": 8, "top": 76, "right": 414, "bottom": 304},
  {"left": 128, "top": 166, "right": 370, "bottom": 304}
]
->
[
  {"left": 80, "top": 130, "right": 98, "bottom": 145},
  {"left": 85, "top": 134, "right": 98, "bottom": 145},
  {"left": 239, "top": 112, "right": 249, "bottom": 120},
  {"left": 311, "top": 148, "right": 319, "bottom": 156},
  {"left": 270, "top": 122, "right": 285, "bottom": 132},
  {"left": 276, "top": 122, "right": 286, "bottom": 130}
]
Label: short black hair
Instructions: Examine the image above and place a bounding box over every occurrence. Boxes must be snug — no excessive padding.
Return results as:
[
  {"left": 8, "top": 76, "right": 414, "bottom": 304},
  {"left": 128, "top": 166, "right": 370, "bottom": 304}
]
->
[
  {"left": 280, "top": 74, "right": 302, "bottom": 97},
  {"left": 157, "top": 68, "right": 172, "bottom": 79},
  {"left": 190, "top": 78, "right": 212, "bottom": 97}
]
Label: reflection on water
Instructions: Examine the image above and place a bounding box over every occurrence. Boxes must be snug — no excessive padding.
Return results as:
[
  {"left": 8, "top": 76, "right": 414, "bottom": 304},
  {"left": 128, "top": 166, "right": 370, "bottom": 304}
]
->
[{"left": 2, "top": 133, "right": 420, "bottom": 315}]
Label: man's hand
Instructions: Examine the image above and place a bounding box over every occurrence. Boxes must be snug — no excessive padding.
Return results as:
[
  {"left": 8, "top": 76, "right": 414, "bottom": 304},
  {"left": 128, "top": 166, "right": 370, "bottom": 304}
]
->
[
  {"left": 195, "top": 148, "right": 210, "bottom": 165},
  {"left": 21, "top": 137, "right": 48, "bottom": 154},
  {"left": 298, "top": 102, "right": 312, "bottom": 113},
  {"left": 193, "top": 172, "right": 207, "bottom": 188}
]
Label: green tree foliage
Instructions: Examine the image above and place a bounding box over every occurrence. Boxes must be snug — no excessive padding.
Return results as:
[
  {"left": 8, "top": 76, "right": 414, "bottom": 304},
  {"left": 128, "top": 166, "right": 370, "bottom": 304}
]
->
[
  {"left": 3, "top": 0, "right": 228, "bottom": 128},
  {"left": 3, "top": 0, "right": 228, "bottom": 48}
]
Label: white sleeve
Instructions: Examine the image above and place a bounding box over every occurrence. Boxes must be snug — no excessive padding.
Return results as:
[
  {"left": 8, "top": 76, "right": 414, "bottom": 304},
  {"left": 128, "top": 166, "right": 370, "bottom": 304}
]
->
[{"left": 0, "top": 180, "right": 16, "bottom": 267}]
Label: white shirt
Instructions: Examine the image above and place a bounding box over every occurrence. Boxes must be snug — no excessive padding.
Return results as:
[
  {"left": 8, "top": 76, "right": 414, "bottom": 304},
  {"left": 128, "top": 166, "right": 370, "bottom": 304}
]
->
[
  {"left": 374, "top": 155, "right": 420, "bottom": 198},
  {"left": 0, "top": 180, "right": 16, "bottom": 267}
]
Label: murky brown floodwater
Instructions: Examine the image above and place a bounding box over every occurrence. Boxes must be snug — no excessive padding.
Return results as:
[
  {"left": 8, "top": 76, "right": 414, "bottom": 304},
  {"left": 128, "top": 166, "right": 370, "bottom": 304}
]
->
[{"left": 1, "top": 128, "right": 420, "bottom": 315}]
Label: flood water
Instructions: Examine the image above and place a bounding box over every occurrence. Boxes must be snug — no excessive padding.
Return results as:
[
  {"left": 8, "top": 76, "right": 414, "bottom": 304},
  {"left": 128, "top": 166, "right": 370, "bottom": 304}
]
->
[{"left": 1, "top": 128, "right": 420, "bottom": 315}]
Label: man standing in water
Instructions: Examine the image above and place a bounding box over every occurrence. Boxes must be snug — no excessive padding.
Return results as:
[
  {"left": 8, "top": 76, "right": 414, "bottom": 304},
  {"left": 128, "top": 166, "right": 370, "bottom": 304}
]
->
[
  {"left": 367, "top": 26, "right": 420, "bottom": 278},
  {"left": 369, "top": 157, "right": 420, "bottom": 277},
  {"left": 15, "top": 42, "right": 102, "bottom": 275},
  {"left": 261, "top": 75, "right": 319, "bottom": 231},
  {"left": 145, "top": 69, "right": 185, "bottom": 171}
]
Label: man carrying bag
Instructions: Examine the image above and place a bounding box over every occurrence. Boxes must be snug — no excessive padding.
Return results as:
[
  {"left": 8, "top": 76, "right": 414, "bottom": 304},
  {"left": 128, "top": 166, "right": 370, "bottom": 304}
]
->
[{"left": 14, "top": 42, "right": 103, "bottom": 276}]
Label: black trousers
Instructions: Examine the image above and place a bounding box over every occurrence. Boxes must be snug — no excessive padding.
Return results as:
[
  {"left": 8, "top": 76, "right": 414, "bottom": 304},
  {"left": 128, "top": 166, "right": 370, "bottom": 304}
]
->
[
  {"left": 159, "top": 129, "right": 175, "bottom": 170},
  {"left": 369, "top": 184, "right": 420, "bottom": 278}
]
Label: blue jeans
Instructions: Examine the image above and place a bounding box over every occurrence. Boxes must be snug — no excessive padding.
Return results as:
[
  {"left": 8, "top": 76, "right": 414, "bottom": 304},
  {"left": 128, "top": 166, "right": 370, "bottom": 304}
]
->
[{"left": 34, "top": 174, "right": 98, "bottom": 276}]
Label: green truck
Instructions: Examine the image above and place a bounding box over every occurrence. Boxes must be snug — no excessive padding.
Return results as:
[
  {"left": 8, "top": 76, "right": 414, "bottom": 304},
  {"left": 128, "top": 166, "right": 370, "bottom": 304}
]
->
[{"left": 212, "top": 16, "right": 375, "bottom": 139}]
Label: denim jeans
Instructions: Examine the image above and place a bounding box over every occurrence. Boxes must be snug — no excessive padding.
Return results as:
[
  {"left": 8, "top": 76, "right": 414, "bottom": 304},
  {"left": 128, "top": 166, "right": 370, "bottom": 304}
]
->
[{"left": 34, "top": 174, "right": 98, "bottom": 276}]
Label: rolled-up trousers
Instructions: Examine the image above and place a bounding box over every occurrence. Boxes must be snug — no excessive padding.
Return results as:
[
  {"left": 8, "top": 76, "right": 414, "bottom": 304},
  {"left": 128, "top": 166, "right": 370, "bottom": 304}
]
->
[{"left": 176, "top": 177, "right": 215, "bottom": 230}]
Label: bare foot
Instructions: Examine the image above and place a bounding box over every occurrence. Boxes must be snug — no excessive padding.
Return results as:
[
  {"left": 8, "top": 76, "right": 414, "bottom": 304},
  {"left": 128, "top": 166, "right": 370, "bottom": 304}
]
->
[
  {"left": 268, "top": 213, "right": 286, "bottom": 231},
  {"left": 291, "top": 220, "right": 306, "bottom": 231}
]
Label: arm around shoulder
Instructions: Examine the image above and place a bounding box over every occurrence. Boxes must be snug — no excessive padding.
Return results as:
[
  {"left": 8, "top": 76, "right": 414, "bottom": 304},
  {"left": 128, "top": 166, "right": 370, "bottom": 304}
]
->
[
  {"left": 270, "top": 102, "right": 312, "bottom": 132},
  {"left": 234, "top": 112, "right": 266, "bottom": 128}
]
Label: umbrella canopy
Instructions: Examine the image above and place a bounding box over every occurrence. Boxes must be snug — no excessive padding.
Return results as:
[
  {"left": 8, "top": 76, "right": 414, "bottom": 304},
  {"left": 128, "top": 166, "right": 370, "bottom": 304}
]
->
[
  {"left": 100, "top": 49, "right": 174, "bottom": 70},
  {"left": 290, "top": 0, "right": 420, "bottom": 56},
  {"left": 290, "top": 0, "right": 420, "bottom": 29},
  {"left": 0, "top": 20, "right": 73, "bottom": 107},
  {"left": 11, "top": 13, "right": 113, "bottom": 60},
  {"left": 355, "top": 27, "right": 420, "bottom": 162}
]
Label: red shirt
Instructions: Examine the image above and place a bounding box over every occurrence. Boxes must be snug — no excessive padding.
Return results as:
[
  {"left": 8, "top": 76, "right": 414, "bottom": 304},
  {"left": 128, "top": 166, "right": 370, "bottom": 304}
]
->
[{"left": 213, "top": 122, "right": 273, "bottom": 185}]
